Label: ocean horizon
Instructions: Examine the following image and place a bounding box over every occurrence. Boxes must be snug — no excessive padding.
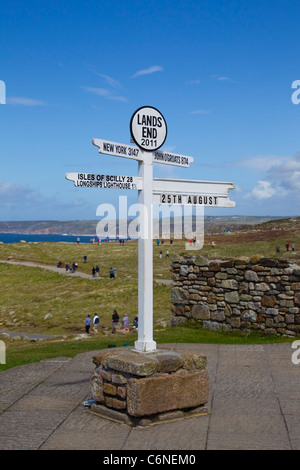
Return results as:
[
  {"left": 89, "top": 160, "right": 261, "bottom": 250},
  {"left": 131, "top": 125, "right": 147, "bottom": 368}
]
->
[{"left": 0, "top": 233, "right": 132, "bottom": 244}]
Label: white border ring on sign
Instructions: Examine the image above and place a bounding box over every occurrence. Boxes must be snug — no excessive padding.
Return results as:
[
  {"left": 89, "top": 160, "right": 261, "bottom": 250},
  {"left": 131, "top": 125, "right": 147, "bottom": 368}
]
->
[{"left": 130, "top": 106, "right": 167, "bottom": 152}]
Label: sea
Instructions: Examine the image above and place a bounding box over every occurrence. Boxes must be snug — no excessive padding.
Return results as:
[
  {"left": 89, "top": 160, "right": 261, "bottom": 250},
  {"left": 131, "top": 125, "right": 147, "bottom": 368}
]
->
[{"left": 0, "top": 233, "right": 132, "bottom": 244}]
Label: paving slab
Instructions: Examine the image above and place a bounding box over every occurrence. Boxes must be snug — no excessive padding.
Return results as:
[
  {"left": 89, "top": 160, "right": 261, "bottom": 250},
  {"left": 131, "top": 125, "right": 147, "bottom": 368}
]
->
[{"left": 0, "top": 343, "right": 299, "bottom": 451}]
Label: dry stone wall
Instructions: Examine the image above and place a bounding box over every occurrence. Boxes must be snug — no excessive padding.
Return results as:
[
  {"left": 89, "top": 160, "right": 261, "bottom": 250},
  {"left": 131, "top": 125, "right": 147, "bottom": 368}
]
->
[{"left": 171, "top": 254, "right": 300, "bottom": 337}]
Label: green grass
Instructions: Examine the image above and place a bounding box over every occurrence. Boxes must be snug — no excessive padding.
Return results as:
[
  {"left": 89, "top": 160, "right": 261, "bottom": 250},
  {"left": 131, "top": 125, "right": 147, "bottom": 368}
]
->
[
  {"left": 0, "top": 320, "right": 293, "bottom": 372},
  {"left": 0, "top": 263, "right": 171, "bottom": 334},
  {"left": 0, "top": 234, "right": 299, "bottom": 372}
]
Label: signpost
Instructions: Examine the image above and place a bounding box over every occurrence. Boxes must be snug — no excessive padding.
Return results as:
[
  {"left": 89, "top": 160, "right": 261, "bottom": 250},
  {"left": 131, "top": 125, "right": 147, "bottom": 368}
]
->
[
  {"left": 152, "top": 178, "right": 235, "bottom": 207},
  {"left": 92, "top": 138, "right": 194, "bottom": 168},
  {"left": 130, "top": 106, "right": 167, "bottom": 152},
  {"left": 66, "top": 172, "right": 143, "bottom": 190},
  {"left": 66, "top": 106, "right": 235, "bottom": 353},
  {"left": 92, "top": 138, "right": 143, "bottom": 161}
]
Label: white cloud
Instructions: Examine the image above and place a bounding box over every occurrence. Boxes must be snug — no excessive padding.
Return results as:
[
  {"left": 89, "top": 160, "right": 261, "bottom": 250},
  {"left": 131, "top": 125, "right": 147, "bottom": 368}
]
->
[
  {"left": 210, "top": 74, "right": 239, "bottom": 84},
  {"left": 210, "top": 74, "right": 231, "bottom": 82},
  {"left": 0, "top": 179, "right": 90, "bottom": 218},
  {"left": 7, "top": 97, "right": 47, "bottom": 106},
  {"left": 245, "top": 180, "right": 276, "bottom": 200},
  {"left": 99, "top": 74, "right": 122, "bottom": 89},
  {"left": 83, "top": 86, "right": 127, "bottom": 102},
  {"left": 0, "top": 180, "right": 39, "bottom": 203},
  {"left": 267, "top": 152, "right": 300, "bottom": 190},
  {"left": 87, "top": 67, "right": 123, "bottom": 89},
  {"left": 243, "top": 153, "right": 300, "bottom": 192},
  {"left": 132, "top": 65, "right": 163, "bottom": 78},
  {"left": 242, "top": 153, "right": 300, "bottom": 202},
  {"left": 238, "top": 155, "right": 288, "bottom": 172}
]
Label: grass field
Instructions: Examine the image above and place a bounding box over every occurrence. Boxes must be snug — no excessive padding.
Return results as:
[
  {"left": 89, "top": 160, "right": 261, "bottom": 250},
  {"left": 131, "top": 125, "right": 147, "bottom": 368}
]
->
[{"left": 0, "top": 218, "right": 299, "bottom": 371}]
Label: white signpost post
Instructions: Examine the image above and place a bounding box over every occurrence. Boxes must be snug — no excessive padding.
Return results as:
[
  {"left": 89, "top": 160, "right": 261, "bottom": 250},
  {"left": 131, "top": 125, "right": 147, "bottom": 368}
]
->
[{"left": 66, "top": 106, "right": 235, "bottom": 353}]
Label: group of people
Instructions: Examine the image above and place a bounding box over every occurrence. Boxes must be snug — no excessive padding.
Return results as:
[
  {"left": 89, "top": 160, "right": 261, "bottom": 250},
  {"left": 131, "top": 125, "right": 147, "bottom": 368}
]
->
[
  {"left": 58, "top": 258, "right": 116, "bottom": 279},
  {"left": 85, "top": 313, "right": 100, "bottom": 334},
  {"left": 57, "top": 261, "right": 78, "bottom": 273},
  {"left": 92, "top": 266, "right": 116, "bottom": 278},
  {"left": 156, "top": 239, "right": 173, "bottom": 246},
  {"left": 92, "top": 265, "right": 100, "bottom": 277},
  {"left": 85, "top": 310, "right": 138, "bottom": 335},
  {"left": 111, "top": 310, "right": 138, "bottom": 333},
  {"left": 77, "top": 237, "right": 102, "bottom": 245},
  {"left": 276, "top": 242, "right": 296, "bottom": 253},
  {"left": 286, "top": 242, "right": 295, "bottom": 252}
]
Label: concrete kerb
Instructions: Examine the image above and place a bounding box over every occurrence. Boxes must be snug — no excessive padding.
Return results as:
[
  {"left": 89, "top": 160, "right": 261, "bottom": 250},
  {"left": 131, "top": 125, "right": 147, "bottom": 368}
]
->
[{"left": 0, "top": 342, "right": 299, "bottom": 450}]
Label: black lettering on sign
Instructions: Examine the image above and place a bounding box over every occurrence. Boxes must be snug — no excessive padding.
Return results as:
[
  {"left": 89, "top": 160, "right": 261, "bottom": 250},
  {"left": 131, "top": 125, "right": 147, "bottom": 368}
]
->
[
  {"left": 137, "top": 114, "right": 162, "bottom": 127},
  {"left": 115, "top": 145, "right": 127, "bottom": 155},
  {"left": 160, "top": 194, "right": 183, "bottom": 204},
  {"left": 142, "top": 127, "right": 157, "bottom": 138},
  {"left": 103, "top": 142, "right": 114, "bottom": 153},
  {"left": 160, "top": 194, "right": 219, "bottom": 205},
  {"left": 181, "top": 157, "right": 188, "bottom": 165},
  {"left": 128, "top": 147, "right": 139, "bottom": 157},
  {"left": 186, "top": 195, "right": 218, "bottom": 205},
  {"left": 78, "top": 173, "right": 95, "bottom": 181}
]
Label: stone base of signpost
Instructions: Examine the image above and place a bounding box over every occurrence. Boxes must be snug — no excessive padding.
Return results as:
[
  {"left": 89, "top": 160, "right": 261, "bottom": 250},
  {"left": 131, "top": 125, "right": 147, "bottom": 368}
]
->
[{"left": 89, "top": 347, "right": 209, "bottom": 427}]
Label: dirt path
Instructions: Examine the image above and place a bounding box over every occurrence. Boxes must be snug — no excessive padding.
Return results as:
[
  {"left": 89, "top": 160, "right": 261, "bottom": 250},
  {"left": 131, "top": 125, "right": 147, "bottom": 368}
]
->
[
  {"left": 0, "top": 259, "right": 172, "bottom": 285},
  {"left": 0, "top": 259, "right": 100, "bottom": 279}
]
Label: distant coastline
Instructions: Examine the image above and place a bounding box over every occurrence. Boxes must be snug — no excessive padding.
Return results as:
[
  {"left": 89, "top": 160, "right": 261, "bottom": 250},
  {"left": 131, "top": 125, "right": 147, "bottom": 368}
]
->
[
  {"left": 0, "top": 215, "right": 299, "bottom": 243},
  {"left": 0, "top": 220, "right": 99, "bottom": 236},
  {"left": 0, "top": 215, "right": 288, "bottom": 236}
]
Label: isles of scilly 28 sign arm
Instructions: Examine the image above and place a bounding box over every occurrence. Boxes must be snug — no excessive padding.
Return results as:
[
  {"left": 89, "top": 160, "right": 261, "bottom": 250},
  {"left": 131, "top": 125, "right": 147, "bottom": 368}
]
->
[{"left": 65, "top": 106, "right": 236, "bottom": 352}]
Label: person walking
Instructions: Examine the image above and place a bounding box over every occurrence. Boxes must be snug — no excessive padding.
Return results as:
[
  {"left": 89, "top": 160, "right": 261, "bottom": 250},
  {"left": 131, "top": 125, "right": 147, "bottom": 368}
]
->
[
  {"left": 110, "top": 267, "right": 115, "bottom": 279},
  {"left": 85, "top": 314, "right": 91, "bottom": 334},
  {"left": 122, "top": 313, "right": 129, "bottom": 331},
  {"left": 112, "top": 309, "right": 119, "bottom": 325},
  {"left": 111, "top": 309, "right": 120, "bottom": 333},
  {"left": 286, "top": 242, "right": 290, "bottom": 252},
  {"left": 93, "top": 313, "right": 100, "bottom": 333}
]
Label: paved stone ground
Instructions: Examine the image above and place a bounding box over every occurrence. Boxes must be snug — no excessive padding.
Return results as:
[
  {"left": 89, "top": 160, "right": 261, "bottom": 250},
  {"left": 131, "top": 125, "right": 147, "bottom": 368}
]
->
[{"left": 0, "top": 342, "right": 299, "bottom": 450}]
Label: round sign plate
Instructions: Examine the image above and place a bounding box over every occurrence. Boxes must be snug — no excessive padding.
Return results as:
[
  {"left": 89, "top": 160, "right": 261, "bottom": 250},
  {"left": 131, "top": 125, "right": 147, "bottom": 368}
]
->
[{"left": 130, "top": 106, "right": 167, "bottom": 152}]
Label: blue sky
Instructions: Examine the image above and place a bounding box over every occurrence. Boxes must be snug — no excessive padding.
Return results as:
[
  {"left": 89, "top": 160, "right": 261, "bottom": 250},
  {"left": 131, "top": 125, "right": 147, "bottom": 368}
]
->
[{"left": 1, "top": 0, "right": 300, "bottom": 221}]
